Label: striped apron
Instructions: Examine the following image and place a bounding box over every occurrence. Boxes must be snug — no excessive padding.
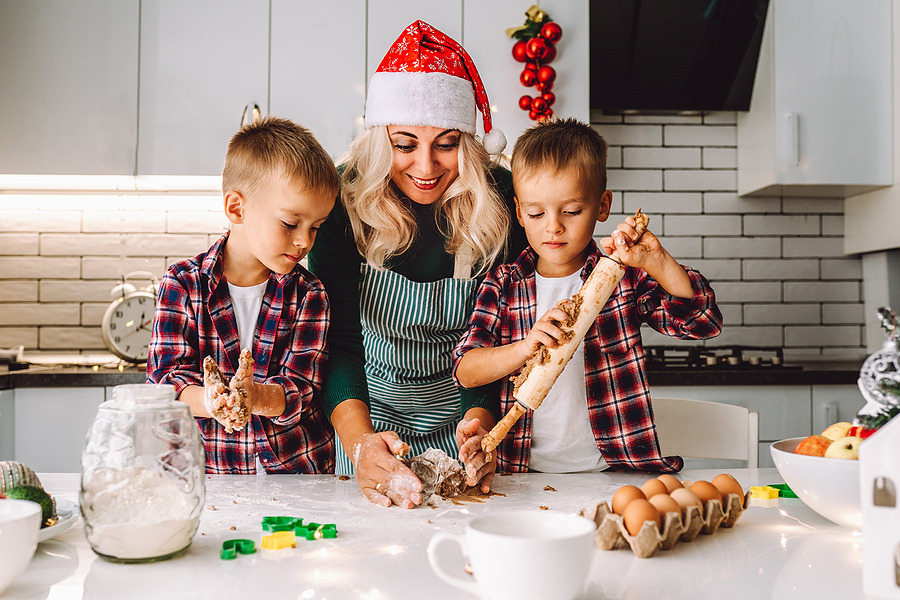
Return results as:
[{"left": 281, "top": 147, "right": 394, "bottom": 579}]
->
[{"left": 335, "top": 257, "right": 478, "bottom": 474}]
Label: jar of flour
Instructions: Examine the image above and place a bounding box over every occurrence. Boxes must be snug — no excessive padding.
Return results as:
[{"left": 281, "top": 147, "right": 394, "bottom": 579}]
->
[{"left": 80, "top": 384, "right": 205, "bottom": 563}]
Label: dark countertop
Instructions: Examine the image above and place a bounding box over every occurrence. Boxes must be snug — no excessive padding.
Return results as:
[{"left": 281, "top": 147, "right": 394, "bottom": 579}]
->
[{"left": 0, "top": 364, "right": 147, "bottom": 389}]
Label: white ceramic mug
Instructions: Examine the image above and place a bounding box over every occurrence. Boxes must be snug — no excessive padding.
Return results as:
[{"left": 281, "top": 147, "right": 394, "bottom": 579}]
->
[
  {"left": 427, "top": 509, "right": 596, "bottom": 600},
  {"left": 0, "top": 499, "right": 41, "bottom": 594}
]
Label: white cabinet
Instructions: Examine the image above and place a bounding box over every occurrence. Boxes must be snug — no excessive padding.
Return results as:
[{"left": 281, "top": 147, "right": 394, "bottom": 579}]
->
[
  {"left": 737, "top": 0, "right": 892, "bottom": 198},
  {"left": 137, "top": 0, "right": 269, "bottom": 176},
  {"left": 811, "top": 384, "right": 866, "bottom": 436},
  {"left": 0, "top": 0, "right": 139, "bottom": 175}
]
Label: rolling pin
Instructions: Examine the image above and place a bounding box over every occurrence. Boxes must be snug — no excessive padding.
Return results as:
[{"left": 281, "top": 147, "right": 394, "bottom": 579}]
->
[{"left": 481, "top": 209, "right": 649, "bottom": 456}]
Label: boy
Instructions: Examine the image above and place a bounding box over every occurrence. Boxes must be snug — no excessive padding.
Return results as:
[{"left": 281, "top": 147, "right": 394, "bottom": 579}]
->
[
  {"left": 452, "top": 118, "right": 722, "bottom": 487},
  {"left": 148, "top": 117, "right": 339, "bottom": 474}
]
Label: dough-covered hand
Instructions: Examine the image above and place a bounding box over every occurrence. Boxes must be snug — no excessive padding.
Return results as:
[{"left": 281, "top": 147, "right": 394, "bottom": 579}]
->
[
  {"left": 599, "top": 215, "right": 669, "bottom": 272},
  {"left": 354, "top": 431, "right": 422, "bottom": 509},
  {"left": 521, "top": 303, "right": 572, "bottom": 354},
  {"left": 457, "top": 418, "right": 496, "bottom": 493},
  {"left": 202, "top": 349, "right": 253, "bottom": 433}
]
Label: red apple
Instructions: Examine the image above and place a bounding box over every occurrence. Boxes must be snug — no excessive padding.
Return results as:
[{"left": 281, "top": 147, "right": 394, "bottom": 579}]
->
[{"left": 794, "top": 435, "right": 832, "bottom": 457}]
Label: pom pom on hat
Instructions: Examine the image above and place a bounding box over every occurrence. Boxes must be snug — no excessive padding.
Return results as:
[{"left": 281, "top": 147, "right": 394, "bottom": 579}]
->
[{"left": 483, "top": 128, "right": 507, "bottom": 155}]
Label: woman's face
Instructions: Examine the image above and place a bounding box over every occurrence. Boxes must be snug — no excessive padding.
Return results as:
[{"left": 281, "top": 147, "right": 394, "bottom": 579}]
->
[{"left": 388, "top": 125, "right": 461, "bottom": 205}]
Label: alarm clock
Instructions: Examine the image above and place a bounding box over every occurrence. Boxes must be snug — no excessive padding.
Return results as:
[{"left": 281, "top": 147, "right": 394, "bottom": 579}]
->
[{"left": 101, "top": 271, "right": 160, "bottom": 363}]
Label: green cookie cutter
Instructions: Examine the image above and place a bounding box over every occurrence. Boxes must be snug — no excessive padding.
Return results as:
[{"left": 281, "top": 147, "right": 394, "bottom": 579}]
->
[{"left": 221, "top": 539, "right": 257, "bottom": 560}]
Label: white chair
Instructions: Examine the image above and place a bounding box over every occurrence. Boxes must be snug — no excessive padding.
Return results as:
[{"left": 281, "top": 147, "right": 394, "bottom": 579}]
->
[{"left": 652, "top": 397, "right": 759, "bottom": 468}]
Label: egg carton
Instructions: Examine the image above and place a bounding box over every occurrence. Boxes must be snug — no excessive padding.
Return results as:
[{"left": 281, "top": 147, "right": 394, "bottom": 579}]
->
[{"left": 579, "top": 491, "right": 749, "bottom": 558}]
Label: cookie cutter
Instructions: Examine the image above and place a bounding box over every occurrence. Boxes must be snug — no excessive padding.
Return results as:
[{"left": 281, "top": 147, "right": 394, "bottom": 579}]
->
[
  {"left": 750, "top": 485, "right": 780, "bottom": 499},
  {"left": 261, "top": 531, "right": 297, "bottom": 550},
  {"left": 262, "top": 516, "right": 303, "bottom": 532},
  {"left": 221, "top": 539, "right": 256, "bottom": 560},
  {"left": 295, "top": 522, "right": 337, "bottom": 540}
]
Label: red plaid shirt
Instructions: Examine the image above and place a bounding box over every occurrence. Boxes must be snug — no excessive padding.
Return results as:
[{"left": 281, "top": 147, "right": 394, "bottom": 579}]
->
[
  {"left": 147, "top": 233, "right": 335, "bottom": 474},
  {"left": 452, "top": 242, "right": 723, "bottom": 473}
]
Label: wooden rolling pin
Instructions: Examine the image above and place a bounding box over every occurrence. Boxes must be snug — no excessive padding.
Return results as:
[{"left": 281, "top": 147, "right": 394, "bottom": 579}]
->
[{"left": 481, "top": 209, "right": 649, "bottom": 456}]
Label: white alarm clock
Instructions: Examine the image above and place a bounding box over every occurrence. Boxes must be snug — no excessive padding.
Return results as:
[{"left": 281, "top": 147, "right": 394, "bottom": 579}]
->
[{"left": 101, "top": 271, "right": 160, "bottom": 363}]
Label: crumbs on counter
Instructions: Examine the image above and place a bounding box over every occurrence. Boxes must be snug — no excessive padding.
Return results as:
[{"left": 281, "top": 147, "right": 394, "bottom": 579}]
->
[
  {"left": 206, "top": 505, "right": 217, "bottom": 511},
  {"left": 232, "top": 500, "right": 237, "bottom": 504},
  {"left": 230, "top": 526, "right": 236, "bottom": 530},
  {"left": 499, "top": 472, "right": 512, "bottom": 476},
  {"left": 539, "top": 506, "right": 549, "bottom": 510},
  {"left": 543, "top": 485, "right": 557, "bottom": 492},
  {"left": 338, "top": 475, "right": 351, "bottom": 481}
]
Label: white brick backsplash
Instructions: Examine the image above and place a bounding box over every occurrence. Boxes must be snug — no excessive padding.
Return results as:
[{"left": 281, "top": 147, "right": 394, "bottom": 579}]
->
[
  {"left": 821, "top": 258, "right": 862, "bottom": 280},
  {"left": 682, "top": 259, "right": 740, "bottom": 281},
  {"left": 712, "top": 281, "right": 782, "bottom": 303},
  {"left": 823, "top": 303, "right": 866, "bottom": 324},
  {"left": 39, "top": 326, "right": 104, "bottom": 350},
  {"left": 784, "top": 326, "right": 861, "bottom": 347},
  {"left": 82, "top": 210, "right": 166, "bottom": 233},
  {"left": 744, "top": 303, "right": 819, "bottom": 325},
  {"left": 702, "top": 148, "right": 736, "bottom": 169},
  {"left": 40, "top": 280, "right": 121, "bottom": 302},
  {"left": 0, "top": 234, "right": 38, "bottom": 255},
  {"left": 664, "top": 169, "right": 736, "bottom": 192},
  {"left": 702, "top": 112, "right": 737, "bottom": 125},
  {"left": 624, "top": 114, "right": 702, "bottom": 124},
  {"left": 81, "top": 257, "right": 166, "bottom": 280},
  {"left": 744, "top": 215, "right": 820, "bottom": 236},
  {"left": 0, "top": 280, "right": 37, "bottom": 302},
  {"left": 593, "top": 124, "right": 662, "bottom": 147},
  {"left": 784, "top": 281, "right": 860, "bottom": 302},
  {"left": 743, "top": 259, "right": 819, "bottom": 280},
  {"left": 704, "top": 237, "right": 781, "bottom": 258},
  {"left": 166, "top": 211, "right": 230, "bottom": 234},
  {"left": 0, "top": 303, "right": 79, "bottom": 326},
  {"left": 126, "top": 234, "right": 209, "bottom": 257},
  {"left": 81, "top": 303, "right": 109, "bottom": 326},
  {"left": 664, "top": 215, "right": 741, "bottom": 236},
  {"left": 607, "top": 169, "right": 663, "bottom": 192},
  {"left": 623, "top": 192, "right": 701, "bottom": 215},
  {"left": 0, "top": 257, "right": 81, "bottom": 279},
  {"left": 607, "top": 147, "right": 622, "bottom": 169},
  {"left": 703, "top": 193, "right": 780, "bottom": 214},
  {"left": 0, "top": 210, "right": 80, "bottom": 232},
  {"left": 783, "top": 197, "right": 844, "bottom": 214},
  {"left": 623, "top": 147, "right": 701, "bottom": 169},
  {"left": 663, "top": 125, "right": 736, "bottom": 147},
  {"left": 709, "top": 325, "right": 783, "bottom": 346},
  {"left": 0, "top": 327, "right": 37, "bottom": 349},
  {"left": 822, "top": 215, "right": 843, "bottom": 235},
  {"left": 41, "top": 234, "right": 129, "bottom": 256},
  {"left": 717, "top": 303, "right": 742, "bottom": 325},
  {"left": 783, "top": 237, "right": 846, "bottom": 258},
  {"left": 657, "top": 237, "right": 703, "bottom": 259},
  {"left": 609, "top": 191, "right": 624, "bottom": 214}
]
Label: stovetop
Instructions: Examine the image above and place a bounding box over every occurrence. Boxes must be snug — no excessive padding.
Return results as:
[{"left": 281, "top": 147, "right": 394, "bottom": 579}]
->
[{"left": 644, "top": 346, "right": 802, "bottom": 371}]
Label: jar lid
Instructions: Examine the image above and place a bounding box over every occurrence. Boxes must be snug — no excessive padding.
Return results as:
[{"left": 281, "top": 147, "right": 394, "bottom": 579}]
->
[{"left": 106, "top": 383, "right": 179, "bottom": 409}]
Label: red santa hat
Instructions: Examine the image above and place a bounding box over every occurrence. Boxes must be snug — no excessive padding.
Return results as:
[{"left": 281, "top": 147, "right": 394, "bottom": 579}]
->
[{"left": 365, "top": 20, "right": 507, "bottom": 155}]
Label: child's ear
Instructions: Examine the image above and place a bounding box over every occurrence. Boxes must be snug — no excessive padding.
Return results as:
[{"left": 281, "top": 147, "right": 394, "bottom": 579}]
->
[
  {"left": 514, "top": 196, "right": 525, "bottom": 227},
  {"left": 223, "top": 191, "right": 245, "bottom": 225},
  {"left": 596, "top": 190, "right": 613, "bottom": 223}
]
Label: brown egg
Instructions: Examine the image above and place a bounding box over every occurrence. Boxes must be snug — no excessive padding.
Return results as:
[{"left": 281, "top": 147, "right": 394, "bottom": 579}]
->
[
  {"left": 640, "top": 478, "right": 668, "bottom": 499},
  {"left": 648, "top": 493, "right": 682, "bottom": 517},
  {"left": 611, "top": 485, "right": 646, "bottom": 515},
  {"left": 670, "top": 487, "right": 703, "bottom": 516},
  {"left": 622, "top": 499, "right": 661, "bottom": 536},
  {"left": 712, "top": 473, "right": 744, "bottom": 500},
  {"left": 689, "top": 480, "right": 724, "bottom": 506},
  {"left": 657, "top": 474, "right": 684, "bottom": 493}
]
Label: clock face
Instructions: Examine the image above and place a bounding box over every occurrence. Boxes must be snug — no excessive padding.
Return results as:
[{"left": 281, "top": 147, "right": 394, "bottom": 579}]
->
[{"left": 101, "top": 291, "right": 156, "bottom": 362}]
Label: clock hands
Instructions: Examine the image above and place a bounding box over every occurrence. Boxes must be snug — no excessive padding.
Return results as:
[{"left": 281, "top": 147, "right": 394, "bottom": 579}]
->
[{"left": 122, "top": 312, "right": 154, "bottom": 341}]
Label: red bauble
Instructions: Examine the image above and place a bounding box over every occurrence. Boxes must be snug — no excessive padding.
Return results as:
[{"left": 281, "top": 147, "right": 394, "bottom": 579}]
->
[
  {"left": 519, "top": 95, "right": 533, "bottom": 110},
  {"left": 541, "top": 44, "right": 556, "bottom": 64},
  {"left": 512, "top": 40, "right": 529, "bottom": 63},
  {"left": 536, "top": 80, "right": 553, "bottom": 93},
  {"left": 531, "top": 97, "right": 548, "bottom": 113},
  {"left": 529, "top": 110, "right": 539, "bottom": 121},
  {"left": 537, "top": 108, "right": 554, "bottom": 122},
  {"left": 542, "top": 92, "right": 556, "bottom": 107},
  {"left": 540, "top": 22, "right": 563, "bottom": 44},
  {"left": 524, "top": 61, "right": 538, "bottom": 72},
  {"left": 526, "top": 37, "right": 548, "bottom": 61},
  {"left": 537, "top": 65, "right": 556, "bottom": 84},
  {"left": 520, "top": 69, "right": 537, "bottom": 87}
]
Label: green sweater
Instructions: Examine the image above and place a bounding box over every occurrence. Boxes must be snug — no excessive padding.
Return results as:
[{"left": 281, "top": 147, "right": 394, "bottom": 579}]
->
[{"left": 307, "top": 166, "right": 527, "bottom": 423}]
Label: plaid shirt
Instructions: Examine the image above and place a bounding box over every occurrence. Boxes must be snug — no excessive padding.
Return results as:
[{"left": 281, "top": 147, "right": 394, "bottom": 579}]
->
[
  {"left": 147, "top": 233, "right": 335, "bottom": 474},
  {"left": 452, "top": 242, "right": 723, "bottom": 473}
]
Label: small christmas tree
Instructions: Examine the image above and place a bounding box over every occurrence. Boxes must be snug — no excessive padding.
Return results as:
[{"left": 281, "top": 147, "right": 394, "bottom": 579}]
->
[{"left": 854, "top": 307, "right": 899, "bottom": 434}]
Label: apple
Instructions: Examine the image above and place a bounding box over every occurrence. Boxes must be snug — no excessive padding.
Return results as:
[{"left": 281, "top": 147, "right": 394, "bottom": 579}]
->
[
  {"left": 820, "top": 421, "right": 853, "bottom": 441},
  {"left": 847, "top": 425, "right": 877, "bottom": 439},
  {"left": 824, "top": 436, "right": 862, "bottom": 460},
  {"left": 794, "top": 435, "right": 832, "bottom": 457}
]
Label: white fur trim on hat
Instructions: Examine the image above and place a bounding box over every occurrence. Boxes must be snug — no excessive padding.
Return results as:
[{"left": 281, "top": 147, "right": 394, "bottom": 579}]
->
[
  {"left": 365, "top": 71, "right": 476, "bottom": 133},
  {"left": 483, "top": 129, "right": 507, "bottom": 155}
]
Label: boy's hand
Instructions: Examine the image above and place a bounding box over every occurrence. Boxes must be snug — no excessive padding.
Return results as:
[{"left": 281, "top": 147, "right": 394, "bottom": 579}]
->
[
  {"left": 456, "top": 418, "right": 496, "bottom": 493},
  {"left": 521, "top": 303, "right": 573, "bottom": 355}
]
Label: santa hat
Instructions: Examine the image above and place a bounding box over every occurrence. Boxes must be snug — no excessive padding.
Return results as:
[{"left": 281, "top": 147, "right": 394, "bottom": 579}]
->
[{"left": 365, "top": 20, "right": 507, "bottom": 155}]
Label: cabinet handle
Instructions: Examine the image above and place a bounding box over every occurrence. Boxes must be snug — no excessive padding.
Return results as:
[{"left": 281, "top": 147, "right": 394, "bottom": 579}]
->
[
  {"left": 241, "top": 104, "right": 262, "bottom": 127},
  {"left": 822, "top": 402, "right": 837, "bottom": 428},
  {"left": 786, "top": 112, "right": 800, "bottom": 167}
]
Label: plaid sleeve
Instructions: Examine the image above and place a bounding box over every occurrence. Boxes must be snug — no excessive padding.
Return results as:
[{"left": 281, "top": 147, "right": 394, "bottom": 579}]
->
[
  {"left": 633, "top": 266, "right": 723, "bottom": 340},
  {"left": 266, "top": 280, "right": 329, "bottom": 428},
  {"left": 147, "top": 269, "right": 203, "bottom": 392}
]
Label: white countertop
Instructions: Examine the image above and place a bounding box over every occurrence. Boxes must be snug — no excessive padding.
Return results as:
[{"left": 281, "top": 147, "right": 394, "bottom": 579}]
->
[{"left": 6, "top": 469, "right": 866, "bottom": 600}]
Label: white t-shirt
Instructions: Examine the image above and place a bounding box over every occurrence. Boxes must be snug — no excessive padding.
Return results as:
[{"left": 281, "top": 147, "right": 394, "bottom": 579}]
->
[
  {"left": 528, "top": 271, "right": 608, "bottom": 473},
  {"left": 227, "top": 280, "right": 267, "bottom": 350}
]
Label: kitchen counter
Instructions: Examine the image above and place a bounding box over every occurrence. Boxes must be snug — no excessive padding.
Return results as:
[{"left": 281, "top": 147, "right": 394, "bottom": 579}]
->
[{"left": 6, "top": 469, "right": 865, "bottom": 600}]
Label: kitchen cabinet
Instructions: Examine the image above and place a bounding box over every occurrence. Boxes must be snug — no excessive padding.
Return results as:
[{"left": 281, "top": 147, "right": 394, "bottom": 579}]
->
[
  {"left": 0, "top": 0, "right": 139, "bottom": 175},
  {"left": 0, "top": 389, "right": 13, "bottom": 461},
  {"left": 737, "top": 0, "right": 892, "bottom": 198},
  {"left": 811, "top": 384, "right": 866, "bottom": 436},
  {"left": 137, "top": 0, "right": 269, "bottom": 176}
]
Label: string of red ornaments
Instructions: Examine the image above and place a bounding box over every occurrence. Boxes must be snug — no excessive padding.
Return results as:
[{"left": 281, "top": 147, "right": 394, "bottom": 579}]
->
[{"left": 509, "top": 6, "right": 563, "bottom": 122}]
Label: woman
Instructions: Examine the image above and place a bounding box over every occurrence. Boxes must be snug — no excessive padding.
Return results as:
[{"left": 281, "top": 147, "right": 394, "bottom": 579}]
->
[{"left": 307, "top": 21, "right": 526, "bottom": 508}]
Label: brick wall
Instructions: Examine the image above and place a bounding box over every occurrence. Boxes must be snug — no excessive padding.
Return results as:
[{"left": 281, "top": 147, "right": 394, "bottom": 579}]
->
[{"left": 0, "top": 111, "right": 868, "bottom": 361}]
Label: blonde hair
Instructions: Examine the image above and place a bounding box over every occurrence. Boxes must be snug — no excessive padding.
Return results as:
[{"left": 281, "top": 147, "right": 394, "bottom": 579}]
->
[
  {"left": 222, "top": 117, "right": 339, "bottom": 200},
  {"left": 339, "top": 127, "right": 509, "bottom": 276},
  {"left": 511, "top": 117, "right": 608, "bottom": 194}
]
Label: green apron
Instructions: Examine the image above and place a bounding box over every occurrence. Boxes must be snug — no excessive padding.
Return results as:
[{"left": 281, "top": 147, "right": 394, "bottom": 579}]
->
[{"left": 335, "top": 256, "right": 478, "bottom": 474}]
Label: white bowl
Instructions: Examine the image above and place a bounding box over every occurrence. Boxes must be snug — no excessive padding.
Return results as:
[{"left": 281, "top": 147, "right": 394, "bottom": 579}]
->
[
  {"left": 0, "top": 499, "right": 42, "bottom": 594},
  {"left": 770, "top": 437, "right": 861, "bottom": 530}
]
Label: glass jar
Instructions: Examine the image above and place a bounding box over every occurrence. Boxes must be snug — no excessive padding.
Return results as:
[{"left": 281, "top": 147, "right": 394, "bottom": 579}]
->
[{"left": 80, "top": 384, "right": 205, "bottom": 563}]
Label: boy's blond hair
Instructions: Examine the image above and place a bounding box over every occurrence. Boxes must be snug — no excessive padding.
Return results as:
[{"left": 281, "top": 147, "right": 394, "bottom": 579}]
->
[
  {"left": 222, "top": 117, "right": 339, "bottom": 200},
  {"left": 511, "top": 117, "right": 608, "bottom": 194}
]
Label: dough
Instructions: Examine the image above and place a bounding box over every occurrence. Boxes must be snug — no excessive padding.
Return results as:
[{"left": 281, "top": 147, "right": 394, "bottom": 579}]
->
[
  {"left": 403, "top": 448, "right": 468, "bottom": 499},
  {"left": 203, "top": 349, "right": 253, "bottom": 433}
]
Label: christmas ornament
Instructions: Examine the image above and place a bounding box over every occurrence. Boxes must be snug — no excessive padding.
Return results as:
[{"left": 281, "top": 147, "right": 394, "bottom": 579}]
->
[{"left": 508, "top": 5, "right": 564, "bottom": 122}]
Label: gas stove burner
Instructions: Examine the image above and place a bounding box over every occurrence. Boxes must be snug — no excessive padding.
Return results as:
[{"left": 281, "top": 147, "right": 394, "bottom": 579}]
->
[{"left": 643, "top": 345, "right": 801, "bottom": 370}]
